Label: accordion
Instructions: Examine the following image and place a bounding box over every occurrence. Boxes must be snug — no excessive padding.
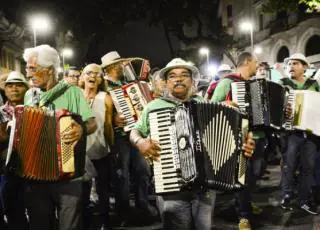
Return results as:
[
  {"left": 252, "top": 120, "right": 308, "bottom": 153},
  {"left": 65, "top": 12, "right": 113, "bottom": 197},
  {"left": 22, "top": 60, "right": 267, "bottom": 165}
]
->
[
  {"left": 7, "top": 106, "right": 85, "bottom": 181},
  {"left": 231, "top": 79, "right": 286, "bottom": 130},
  {"left": 284, "top": 90, "right": 320, "bottom": 136},
  {"left": 149, "top": 101, "right": 248, "bottom": 194},
  {"left": 123, "top": 58, "right": 150, "bottom": 82},
  {"left": 110, "top": 82, "right": 153, "bottom": 132}
]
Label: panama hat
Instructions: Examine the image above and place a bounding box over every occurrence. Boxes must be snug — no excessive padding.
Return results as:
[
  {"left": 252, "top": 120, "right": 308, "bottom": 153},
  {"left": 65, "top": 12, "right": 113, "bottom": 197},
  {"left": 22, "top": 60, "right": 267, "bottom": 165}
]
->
[
  {"left": 284, "top": 53, "right": 310, "bottom": 67},
  {"left": 217, "top": 64, "right": 232, "bottom": 73},
  {"left": 5, "top": 71, "right": 28, "bottom": 87},
  {"left": 101, "top": 51, "right": 126, "bottom": 68},
  {"left": 158, "top": 58, "right": 200, "bottom": 80}
]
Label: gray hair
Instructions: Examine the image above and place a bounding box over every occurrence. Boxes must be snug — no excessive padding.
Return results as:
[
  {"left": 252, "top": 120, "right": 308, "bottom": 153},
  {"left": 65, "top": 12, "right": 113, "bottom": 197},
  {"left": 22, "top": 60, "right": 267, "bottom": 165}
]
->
[{"left": 23, "top": 45, "right": 60, "bottom": 79}]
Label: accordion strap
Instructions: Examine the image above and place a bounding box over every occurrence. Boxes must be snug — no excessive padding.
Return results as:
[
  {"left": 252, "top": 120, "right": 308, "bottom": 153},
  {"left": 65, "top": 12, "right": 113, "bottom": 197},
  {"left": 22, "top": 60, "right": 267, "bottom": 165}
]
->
[
  {"left": 40, "top": 83, "right": 71, "bottom": 108},
  {"left": 206, "top": 74, "right": 243, "bottom": 100}
]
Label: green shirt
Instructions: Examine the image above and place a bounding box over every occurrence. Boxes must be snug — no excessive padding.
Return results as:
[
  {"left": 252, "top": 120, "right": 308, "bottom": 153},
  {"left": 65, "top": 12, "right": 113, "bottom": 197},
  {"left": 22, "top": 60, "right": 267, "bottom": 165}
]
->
[
  {"left": 134, "top": 96, "right": 203, "bottom": 137},
  {"left": 210, "top": 78, "right": 265, "bottom": 139},
  {"left": 24, "top": 81, "right": 94, "bottom": 180},
  {"left": 210, "top": 78, "right": 233, "bottom": 103},
  {"left": 24, "top": 81, "right": 94, "bottom": 122}
]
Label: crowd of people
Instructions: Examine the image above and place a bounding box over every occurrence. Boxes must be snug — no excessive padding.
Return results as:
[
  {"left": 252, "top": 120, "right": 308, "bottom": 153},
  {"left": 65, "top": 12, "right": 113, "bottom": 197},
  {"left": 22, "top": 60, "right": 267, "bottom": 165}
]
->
[{"left": 0, "top": 43, "right": 318, "bottom": 230}]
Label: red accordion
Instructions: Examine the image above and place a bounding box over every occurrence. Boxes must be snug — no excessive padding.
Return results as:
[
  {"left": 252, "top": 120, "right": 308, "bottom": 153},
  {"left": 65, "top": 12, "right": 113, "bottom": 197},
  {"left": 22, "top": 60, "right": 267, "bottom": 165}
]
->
[
  {"left": 123, "top": 58, "right": 151, "bottom": 82},
  {"left": 7, "top": 105, "right": 81, "bottom": 181},
  {"left": 110, "top": 82, "right": 153, "bottom": 132}
]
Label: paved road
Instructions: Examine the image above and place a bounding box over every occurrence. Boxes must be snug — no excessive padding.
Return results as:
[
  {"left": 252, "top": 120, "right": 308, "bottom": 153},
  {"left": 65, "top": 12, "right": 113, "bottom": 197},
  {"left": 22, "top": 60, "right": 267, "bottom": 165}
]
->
[{"left": 109, "top": 165, "right": 320, "bottom": 230}]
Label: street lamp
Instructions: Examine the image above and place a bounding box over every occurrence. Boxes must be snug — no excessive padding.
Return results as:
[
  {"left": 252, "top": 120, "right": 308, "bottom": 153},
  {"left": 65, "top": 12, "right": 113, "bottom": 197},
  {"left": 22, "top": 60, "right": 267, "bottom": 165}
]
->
[
  {"left": 254, "top": 46, "right": 262, "bottom": 55},
  {"left": 61, "top": 48, "right": 73, "bottom": 67},
  {"left": 240, "top": 21, "right": 254, "bottom": 52},
  {"left": 207, "top": 64, "right": 217, "bottom": 78},
  {"left": 29, "top": 15, "right": 50, "bottom": 47},
  {"left": 199, "top": 47, "right": 210, "bottom": 72}
]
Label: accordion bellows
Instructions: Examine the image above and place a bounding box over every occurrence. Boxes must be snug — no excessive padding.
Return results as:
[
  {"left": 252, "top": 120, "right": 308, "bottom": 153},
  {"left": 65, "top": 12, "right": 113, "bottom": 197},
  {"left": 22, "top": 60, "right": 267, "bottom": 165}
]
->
[
  {"left": 8, "top": 106, "right": 77, "bottom": 181},
  {"left": 149, "top": 101, "right": 248, "bottom": 194}
]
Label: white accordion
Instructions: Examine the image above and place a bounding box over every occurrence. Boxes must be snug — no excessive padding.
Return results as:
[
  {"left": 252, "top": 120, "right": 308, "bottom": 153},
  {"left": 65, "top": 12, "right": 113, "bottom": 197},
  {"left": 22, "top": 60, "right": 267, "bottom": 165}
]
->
[{"left": 284, "top": 90, "right": 320, "bottom": 136}]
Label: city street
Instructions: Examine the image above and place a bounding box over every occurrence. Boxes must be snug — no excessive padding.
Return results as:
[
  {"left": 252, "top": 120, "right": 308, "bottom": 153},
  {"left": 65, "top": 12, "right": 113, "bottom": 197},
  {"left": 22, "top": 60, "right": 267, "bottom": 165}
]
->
[{"left": 112, "top": 165, "right": 320, "bottom": 230}]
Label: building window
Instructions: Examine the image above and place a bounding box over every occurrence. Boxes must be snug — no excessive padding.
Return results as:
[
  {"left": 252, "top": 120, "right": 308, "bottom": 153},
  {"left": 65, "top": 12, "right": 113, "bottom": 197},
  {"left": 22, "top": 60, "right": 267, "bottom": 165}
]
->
[
  {"left": 227, "top": 5, "right": 233, "bottom": 18},
  {"left": 227, "top": 5, "right": 233, "bottom": 27},
  {"left": 305, "top": 35, "right": 320, "bottom": 56},
  {"left": 259, "top": 14, "right": 263, "bottom": 30},
  {"left": 277, "top": 46, "right": 290, "bottom": 63},
  {"left": 0, "top": 48, "right": 15, "bottom": 70}
]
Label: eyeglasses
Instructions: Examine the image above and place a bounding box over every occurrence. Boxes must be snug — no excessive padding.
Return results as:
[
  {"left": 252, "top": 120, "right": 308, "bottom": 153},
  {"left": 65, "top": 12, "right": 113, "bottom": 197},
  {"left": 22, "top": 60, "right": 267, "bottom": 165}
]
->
[
  {"left": 26, "top": 65, "right": 50, "bottom": 73},
  {"left": 85, "top": 71, "right": 103, "bottom": 77},
  {"left": 68, "top": 74, "right": 81, "bottom": 79},
  {"left": 26, "top": 66, "right": 41, "bottom": 73},
  {"left": 167, "top": 73, "right": 191, "bottom": 80}
]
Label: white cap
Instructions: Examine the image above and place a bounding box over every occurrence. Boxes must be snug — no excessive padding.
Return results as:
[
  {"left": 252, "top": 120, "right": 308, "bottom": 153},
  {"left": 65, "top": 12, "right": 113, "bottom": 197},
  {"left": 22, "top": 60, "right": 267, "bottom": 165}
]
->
[
  {"left": 5, "top": 71, "right": 28, "bottom": 87},
  {"left": 284, "top": 53, "right": 310, "bottom": 67},
  {"left": 101, "top": 51, "right": 126, "bottom": 68},
  {"left": 217, "top": 64, "right": 232, "bottom": 73},
  {"left": 158, "top": 58, "right": 200, "bottom": 80}
]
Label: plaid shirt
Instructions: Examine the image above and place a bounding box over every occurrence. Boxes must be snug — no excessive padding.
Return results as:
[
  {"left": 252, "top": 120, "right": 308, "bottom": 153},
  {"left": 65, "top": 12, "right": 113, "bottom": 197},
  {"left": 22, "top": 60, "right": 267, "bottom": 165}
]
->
[{"left": 0, "top": 102, "right": 14, "bottom": 124}]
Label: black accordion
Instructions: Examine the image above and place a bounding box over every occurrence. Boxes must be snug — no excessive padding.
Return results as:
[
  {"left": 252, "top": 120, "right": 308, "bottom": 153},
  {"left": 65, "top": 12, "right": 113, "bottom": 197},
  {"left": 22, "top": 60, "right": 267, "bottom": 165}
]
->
[
  {"left": 148, "top": 101, "right": 248, "bottom": 194},
  {"left": 231, "top": 79, "right": 286, "bottom": 130}
]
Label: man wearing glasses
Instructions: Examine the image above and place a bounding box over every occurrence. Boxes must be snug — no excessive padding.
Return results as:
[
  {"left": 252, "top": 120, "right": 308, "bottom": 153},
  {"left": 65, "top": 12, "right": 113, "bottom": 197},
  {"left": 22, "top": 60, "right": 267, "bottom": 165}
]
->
[
  {"left": 23, "top": 44, "right": 97, "bottom": 230},
  {"left": 63, "top": 66, "right": 81, "bottom": 86}
]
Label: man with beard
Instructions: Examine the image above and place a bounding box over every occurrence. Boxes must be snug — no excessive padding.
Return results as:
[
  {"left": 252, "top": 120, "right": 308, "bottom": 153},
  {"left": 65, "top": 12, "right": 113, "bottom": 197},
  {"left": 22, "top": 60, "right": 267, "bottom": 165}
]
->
[
  {"left": 101, "top": 51, "right": 157, "bottom": 226},
  {"left": 279, "top": 53, "right": 319, "bottom": 215},
  {"left": 0, "top": 71, "right": 29, "bottom": 230},
  {"left": 23, "top": 44, "right": 97, "bottom": 230},
  {"left": 130, "top": 58, "right": 255, "bottom": 230}
]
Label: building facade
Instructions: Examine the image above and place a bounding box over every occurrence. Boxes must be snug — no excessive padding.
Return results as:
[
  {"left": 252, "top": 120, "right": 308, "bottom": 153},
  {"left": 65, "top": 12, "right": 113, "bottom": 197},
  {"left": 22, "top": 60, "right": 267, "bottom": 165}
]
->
[
  {"left": 0, "top": 11, "right": 30, "bottom": 77},
  {"left": 220, "top": 0, "right": 320, "bottom": 68}
]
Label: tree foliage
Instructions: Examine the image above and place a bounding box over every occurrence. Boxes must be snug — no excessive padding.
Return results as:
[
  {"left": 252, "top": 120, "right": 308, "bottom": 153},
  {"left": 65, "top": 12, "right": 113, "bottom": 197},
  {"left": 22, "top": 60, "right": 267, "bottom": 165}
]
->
[
  {"left": 3, "top": 0, "right": 229, "bottom": 66},
  {"left": 262, "top": 0, "right": 320, "bottom": 13}
]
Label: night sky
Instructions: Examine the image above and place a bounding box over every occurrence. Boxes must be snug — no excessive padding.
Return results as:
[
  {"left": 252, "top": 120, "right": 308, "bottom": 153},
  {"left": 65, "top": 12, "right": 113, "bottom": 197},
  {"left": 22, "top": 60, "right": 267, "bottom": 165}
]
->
[{"left": 1, "top": 0, "right": 182, "bottom": 68}]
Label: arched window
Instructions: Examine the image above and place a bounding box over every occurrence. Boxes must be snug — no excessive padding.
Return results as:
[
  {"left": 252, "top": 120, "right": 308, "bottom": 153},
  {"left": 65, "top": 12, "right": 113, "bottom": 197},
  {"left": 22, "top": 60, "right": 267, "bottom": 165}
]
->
[
  {"left": 277, "top": 46, "right": 289, "bottom": 63},
  {"left": 305, "top": 35, "right": 320, "bottom": 56}
]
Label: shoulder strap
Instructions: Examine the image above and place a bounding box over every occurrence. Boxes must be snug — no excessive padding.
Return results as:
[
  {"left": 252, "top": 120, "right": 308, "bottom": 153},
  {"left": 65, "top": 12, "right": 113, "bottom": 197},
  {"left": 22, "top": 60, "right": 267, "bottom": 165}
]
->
[
  {"left": 224, "top": 74, "right": 243, "bottom": 101},
  {"left": 303, "top": 78, "right": 319, "bottom": 91},
  {"left": 206, "top": 81, "right": 219, "bottom": 100},
  {"left": 206, "top": 74, "right": 243, "bottom": 100},
  {"left": 280, "top": 78, "right": 297, "bottom": 89}
]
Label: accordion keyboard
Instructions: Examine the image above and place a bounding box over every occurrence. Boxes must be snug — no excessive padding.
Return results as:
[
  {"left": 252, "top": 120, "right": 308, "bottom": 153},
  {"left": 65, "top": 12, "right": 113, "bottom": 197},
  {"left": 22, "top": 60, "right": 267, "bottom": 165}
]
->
[
  {"left": 149, "top": 109, "right": 181, "bottom": 194},
  {"left": 59, "top": 116, "right": 75, "bottom": 173},
  {"left": 110, "top": 88, "right": 136, "bottom": 132},
  {"left": 283, "top": 91, "right": 295, "bottom": 130},
  {"left": 231, "top": 82, "right": 248, "bottom": 112}
]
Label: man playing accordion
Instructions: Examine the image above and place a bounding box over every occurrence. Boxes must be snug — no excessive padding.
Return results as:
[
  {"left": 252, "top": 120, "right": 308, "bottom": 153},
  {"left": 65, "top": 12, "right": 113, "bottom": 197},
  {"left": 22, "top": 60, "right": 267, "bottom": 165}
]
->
[
  {"left": 278, "top": 53, "right": 320, "bottom": 215},
  {"left": 130, "top": 58, "right": 255, "bottom": 230},
  {"left": 22, "top": 45, "right": 97, "bottom": 230}
]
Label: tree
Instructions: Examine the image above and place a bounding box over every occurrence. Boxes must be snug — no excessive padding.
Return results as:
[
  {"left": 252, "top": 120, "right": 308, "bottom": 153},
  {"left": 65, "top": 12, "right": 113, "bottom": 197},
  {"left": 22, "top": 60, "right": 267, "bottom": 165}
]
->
[
  {"left": 262, "top": 0, "right": 320, "bottom": 13},
  {"left": 51, "top": 0, "right": 228, "bottom": 66}
]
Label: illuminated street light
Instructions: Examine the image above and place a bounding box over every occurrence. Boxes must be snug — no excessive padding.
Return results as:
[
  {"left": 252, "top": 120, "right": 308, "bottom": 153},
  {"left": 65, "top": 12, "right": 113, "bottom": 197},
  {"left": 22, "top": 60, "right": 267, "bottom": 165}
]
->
[
  {"left": 61, "top": 48, "right": 73, "bottom": 67},
  {"left": 207, "top": 64, "right": 217, "bottom": 77},
  {"left": 29, "top": 14, "right": 51, "bottom": 47},
  {"left": 254, "top": 46, "right": 263, "bottom": 54},
  {"left": 240, "top": 21, "right": 254, "bottom": 52}
]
